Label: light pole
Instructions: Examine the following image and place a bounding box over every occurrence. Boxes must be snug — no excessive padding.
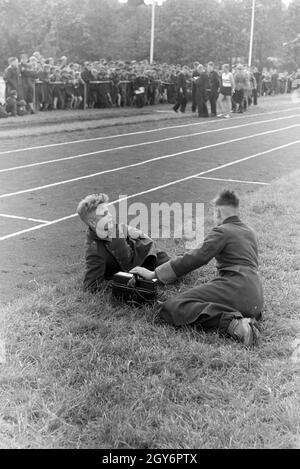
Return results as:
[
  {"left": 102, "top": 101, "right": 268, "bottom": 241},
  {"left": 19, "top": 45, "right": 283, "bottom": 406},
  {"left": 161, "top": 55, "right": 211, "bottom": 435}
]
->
[
  {"left": 248, "top": 0, "right": 256, "bottom": 67},
  {"left": 149, "top": 0, "right": 156, "bottom": 64},
  {"left": 143, "top": 0, "right": 167, "bottom": 64}
]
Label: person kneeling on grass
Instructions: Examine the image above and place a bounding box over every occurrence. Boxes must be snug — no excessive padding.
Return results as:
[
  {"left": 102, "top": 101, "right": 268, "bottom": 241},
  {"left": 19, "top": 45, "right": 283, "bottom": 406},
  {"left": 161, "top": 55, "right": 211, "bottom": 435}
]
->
[
  {"left": 77, "top": 193, "right": 169, "bottom": 293},
  {"left": 131, "top": 190, "right": 263, "bottom": 348}
]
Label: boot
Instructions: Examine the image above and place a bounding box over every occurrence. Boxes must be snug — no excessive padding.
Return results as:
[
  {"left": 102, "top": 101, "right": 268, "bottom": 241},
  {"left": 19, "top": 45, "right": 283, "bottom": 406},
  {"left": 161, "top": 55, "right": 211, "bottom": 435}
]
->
[{"left": 227, "top": 318, "right": 260, "bottom": 348}]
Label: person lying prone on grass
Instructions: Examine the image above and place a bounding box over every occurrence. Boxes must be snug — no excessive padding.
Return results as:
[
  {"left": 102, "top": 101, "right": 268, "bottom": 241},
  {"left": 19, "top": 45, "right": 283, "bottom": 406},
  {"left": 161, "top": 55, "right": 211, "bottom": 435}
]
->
[
  {"left": 77, "top": 193, "right": 169, "bottom": 293},
  {"left": 131, "top": 190, "right": 264, "bottom": 348}
]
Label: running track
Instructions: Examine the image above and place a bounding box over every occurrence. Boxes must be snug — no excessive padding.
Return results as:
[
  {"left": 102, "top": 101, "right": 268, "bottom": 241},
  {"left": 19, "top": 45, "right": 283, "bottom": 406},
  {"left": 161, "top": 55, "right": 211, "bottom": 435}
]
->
[{"left": 1, "top": 99, "right": 300, "bottom": 303}]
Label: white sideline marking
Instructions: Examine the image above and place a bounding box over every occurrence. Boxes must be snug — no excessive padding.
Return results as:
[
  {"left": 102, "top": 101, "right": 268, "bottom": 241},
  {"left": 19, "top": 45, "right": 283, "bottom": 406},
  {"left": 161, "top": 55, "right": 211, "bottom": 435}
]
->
[
  {"left": 0, "top": 213, "right": 50, "bottom": 224},
  {"left": 1, "top": 123, "right": 299, "bottom": 200},
  {"left": 1, "top": 105, "right": 300, "bottom": 156},
  {"left": 194, "top": 177, "right": 270, "bottom": 185},
  {"left": 0, "top": 139, "right": 299, "bottom": 242},
  {"left": 1, "top": 113, "right": 300, "bottom": 173}
]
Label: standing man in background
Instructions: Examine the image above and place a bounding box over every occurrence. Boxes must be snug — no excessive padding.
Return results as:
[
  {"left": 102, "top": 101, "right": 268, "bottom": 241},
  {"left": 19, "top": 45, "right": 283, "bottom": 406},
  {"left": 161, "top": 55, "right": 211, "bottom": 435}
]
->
[
  {"left": 3, "top": 57, "right": 22, "bottom": 100},
  {"left": 196, "top": 64, "right": 210, "bottom": 118},
  {"left": 250, "top": 65, "right": 259, "bottom": 105},
  {"left": 20, "top": 54, "right": 37, "bottom": 114},
  {"left": 131, "top": 190, "right": 263, "bottom": 348},
  {"left": 207, "top": 61, "right": 220, "bottom": 117},
  {"left": 191, "top": 61, "right": 200, "bottom": 113},
  {"left": 172, "top": 69, "right": 188, "bottom": 113}
]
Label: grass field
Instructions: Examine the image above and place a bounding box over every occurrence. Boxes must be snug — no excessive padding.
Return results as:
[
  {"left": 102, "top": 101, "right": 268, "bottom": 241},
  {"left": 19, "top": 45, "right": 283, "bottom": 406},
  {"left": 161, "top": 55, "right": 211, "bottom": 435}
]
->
[{"left": 0, "top": 168, "right": 299, "bottom": 449}]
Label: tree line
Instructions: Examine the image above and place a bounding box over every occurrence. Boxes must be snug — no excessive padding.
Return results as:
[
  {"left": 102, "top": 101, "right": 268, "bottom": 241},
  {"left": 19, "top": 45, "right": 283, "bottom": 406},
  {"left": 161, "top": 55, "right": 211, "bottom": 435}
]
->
[{"left": 0, "top": 0, "right": 299, "bottom": 72}]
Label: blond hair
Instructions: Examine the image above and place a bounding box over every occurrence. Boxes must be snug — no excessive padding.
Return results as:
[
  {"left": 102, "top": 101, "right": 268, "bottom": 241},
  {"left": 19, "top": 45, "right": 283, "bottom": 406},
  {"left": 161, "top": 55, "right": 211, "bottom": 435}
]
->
[{"left": 77, "top": 193, "right": 109, "bottom": 226}]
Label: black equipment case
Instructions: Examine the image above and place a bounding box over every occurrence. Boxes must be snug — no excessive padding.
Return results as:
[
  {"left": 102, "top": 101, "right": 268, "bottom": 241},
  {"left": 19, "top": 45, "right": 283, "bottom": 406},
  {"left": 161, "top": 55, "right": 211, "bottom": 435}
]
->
[{"left": 112, "top": 272, "right": 158, "bottom": 305}]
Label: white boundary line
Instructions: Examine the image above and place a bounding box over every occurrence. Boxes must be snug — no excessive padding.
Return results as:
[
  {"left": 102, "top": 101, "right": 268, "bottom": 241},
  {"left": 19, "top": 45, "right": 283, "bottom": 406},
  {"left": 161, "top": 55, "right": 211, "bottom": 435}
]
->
[
  {"left": 1, "top": 113, "right": 300, "bottom": 173},
  {"left": 1, "top": 138, "right": 299, "bottom": 242},
  {"left": 1, "top": 105, "right": 300, "bottom": 156},
  {"left": 0, "top": 213, "right": 50, "bottom": 224},
  {"left": 1, "top": 123, "right": 299, "bottom": 199},
  {"left": 194, "top": 177, "right": 270, "bottom": 185}
]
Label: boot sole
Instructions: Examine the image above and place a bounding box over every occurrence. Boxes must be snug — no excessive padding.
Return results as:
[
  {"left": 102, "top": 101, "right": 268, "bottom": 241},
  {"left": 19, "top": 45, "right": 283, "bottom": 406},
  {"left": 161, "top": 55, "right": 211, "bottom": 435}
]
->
[{"left": 246, "top": 319, "right": 261, "bottom": 348}]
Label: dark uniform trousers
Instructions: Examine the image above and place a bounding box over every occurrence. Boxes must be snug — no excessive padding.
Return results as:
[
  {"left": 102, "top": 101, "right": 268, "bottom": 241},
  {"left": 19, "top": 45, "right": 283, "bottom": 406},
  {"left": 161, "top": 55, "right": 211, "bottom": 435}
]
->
[
  {"left": 208, "top": 70, "right": 220, "bottom": 116},
  {"left": 196, "top": 72, "right": 210, "bottom": 117},
  {"left": 155, "top": 216, "right": 264, "bottom": 333},
  {"left": 173, "top": 73, "right": 187, "bottom": 113},
  {"left": 20, "top": 66, "right": 37, "bottom": 105},
  {"left": 83, "top": 224, "right": 169, "bottom": 293},
  {"left": 191, "top": 71, "right": 200, "bottom": 112},
  {"left": 232, "top": 88, "right": 244, "bottom": 112}
]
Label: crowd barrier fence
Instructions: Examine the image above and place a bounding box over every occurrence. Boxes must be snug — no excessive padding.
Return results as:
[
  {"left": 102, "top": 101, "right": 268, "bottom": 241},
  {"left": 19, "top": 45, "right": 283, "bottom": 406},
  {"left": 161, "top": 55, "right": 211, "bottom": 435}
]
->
[{"left": 32, "top": 80, "right": 177, "bottom": 111}]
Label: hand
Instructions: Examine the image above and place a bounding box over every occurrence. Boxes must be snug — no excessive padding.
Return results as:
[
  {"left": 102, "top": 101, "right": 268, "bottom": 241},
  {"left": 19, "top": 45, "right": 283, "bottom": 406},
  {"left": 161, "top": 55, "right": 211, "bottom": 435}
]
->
[
  {"left": 127, "top": 226, "right": 145, "bottom": 240},
  {"left": 130, "top": 267, "right": 156, "bottom": 280}
]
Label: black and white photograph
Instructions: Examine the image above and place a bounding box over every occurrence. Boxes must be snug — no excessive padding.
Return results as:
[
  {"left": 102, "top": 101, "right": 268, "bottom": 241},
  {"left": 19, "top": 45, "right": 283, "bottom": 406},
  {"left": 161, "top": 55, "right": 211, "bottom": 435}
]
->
[{"left": 0, "top": 0, "right": 299, "bottom": 452}]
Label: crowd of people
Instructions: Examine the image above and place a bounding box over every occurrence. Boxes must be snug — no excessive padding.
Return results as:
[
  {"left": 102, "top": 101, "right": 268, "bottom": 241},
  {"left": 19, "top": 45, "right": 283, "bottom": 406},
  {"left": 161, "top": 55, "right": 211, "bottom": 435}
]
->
[
  {"left": 172, "top": 61, "right": 300, "bottom": 118},
  {"left": 0, "top": 51, "right": 299, "bottom": 118}
]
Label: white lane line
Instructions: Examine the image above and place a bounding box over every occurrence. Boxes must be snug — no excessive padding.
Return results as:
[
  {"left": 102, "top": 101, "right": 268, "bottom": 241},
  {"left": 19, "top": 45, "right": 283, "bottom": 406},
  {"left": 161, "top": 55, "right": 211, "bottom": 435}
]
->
[
  {"left": 194, "top": 177, "right": 270, "bottom": 185},
  {"left": 1, "top": 105, "right": 300, "bottom": 156},
  {"left": 0, "top": 213, "right": 78, "bottom": 242},
  {"left": 0, "top": 213, "right": 50, "bottom": 224},
  {"left": 1, "top": 113, "right": 300, "bottom": 173},
  {"left": 0, "top": 138, "right": 299, "bottom": 242},
  {"left": 1, "top": 123, "right": 299, "bottom": 199}
]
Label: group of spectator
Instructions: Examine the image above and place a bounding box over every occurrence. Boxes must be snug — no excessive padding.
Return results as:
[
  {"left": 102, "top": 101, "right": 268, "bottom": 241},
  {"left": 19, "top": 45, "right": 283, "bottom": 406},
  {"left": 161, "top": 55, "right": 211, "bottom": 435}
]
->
[
  {"left": 172, "top": 62, "right": 262, "bottom": 118},
  {"left": 170, "top": 61, "right": 300, "bottom": 118},
  {"left": 260, "top": 68, "right": 298, "bottom": 96},
  {"left": 0, "top": 51, "right": 299, "bottom": 118}
]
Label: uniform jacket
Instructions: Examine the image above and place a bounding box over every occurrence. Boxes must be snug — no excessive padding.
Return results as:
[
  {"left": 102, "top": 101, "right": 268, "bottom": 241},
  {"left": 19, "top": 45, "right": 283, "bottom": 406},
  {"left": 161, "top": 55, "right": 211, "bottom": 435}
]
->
[
  {"left": 81, "top": 68, "right": 93, "bottom": 83},
  {"left": 196, "top": 72, "right": 210, "bottom": 92},
  {"left": 234, "top": 71, "right": 247, "bottom": 90},
  {"left": 196, "top": 71, "right": 210, "bottom": 99},
  {"left": 208, "top": 70, "right": 220, "bottom": 95},
  {"left": 155, "top": 216, "right": 260, "bottom": 283},
  {"left": 20, "top": 64, "right": 38, "bottom": 102},
  {"left": 157, "top": 216, "right": 264, "bottom": 325},
  {"left": 3, "top": 65, "right": 22, "bottom": 98},
  {"left": 176, "top": 72, "right": 187, "bottom": 94},
  {"left": 83, "top": 224, "right": 159, "bottom": 292},
  {"left": 38, "top": 70, "right": 51, "bottom": 83},
  {"left": 20, "top": 64, "right": 38, "bottom": 85}
]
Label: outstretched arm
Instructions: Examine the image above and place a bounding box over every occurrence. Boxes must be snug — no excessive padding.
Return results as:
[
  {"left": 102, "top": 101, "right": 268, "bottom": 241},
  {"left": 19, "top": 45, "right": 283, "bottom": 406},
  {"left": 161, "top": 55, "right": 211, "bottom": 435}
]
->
[{"left": 155, "top": 226, "right": 227, "bottom": 284}]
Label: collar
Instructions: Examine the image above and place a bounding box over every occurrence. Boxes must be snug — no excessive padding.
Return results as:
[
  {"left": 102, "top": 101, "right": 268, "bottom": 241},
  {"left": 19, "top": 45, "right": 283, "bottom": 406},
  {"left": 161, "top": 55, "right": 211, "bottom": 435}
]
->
[
  {"left": 88, "top": 226, "right": 123, "bottom": 243},
  {"left": 222, "top": 216, "right": 241, "bottom": 225},
  {"left": 87, "top": 227, "right": 112, "bottom": 242}
]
